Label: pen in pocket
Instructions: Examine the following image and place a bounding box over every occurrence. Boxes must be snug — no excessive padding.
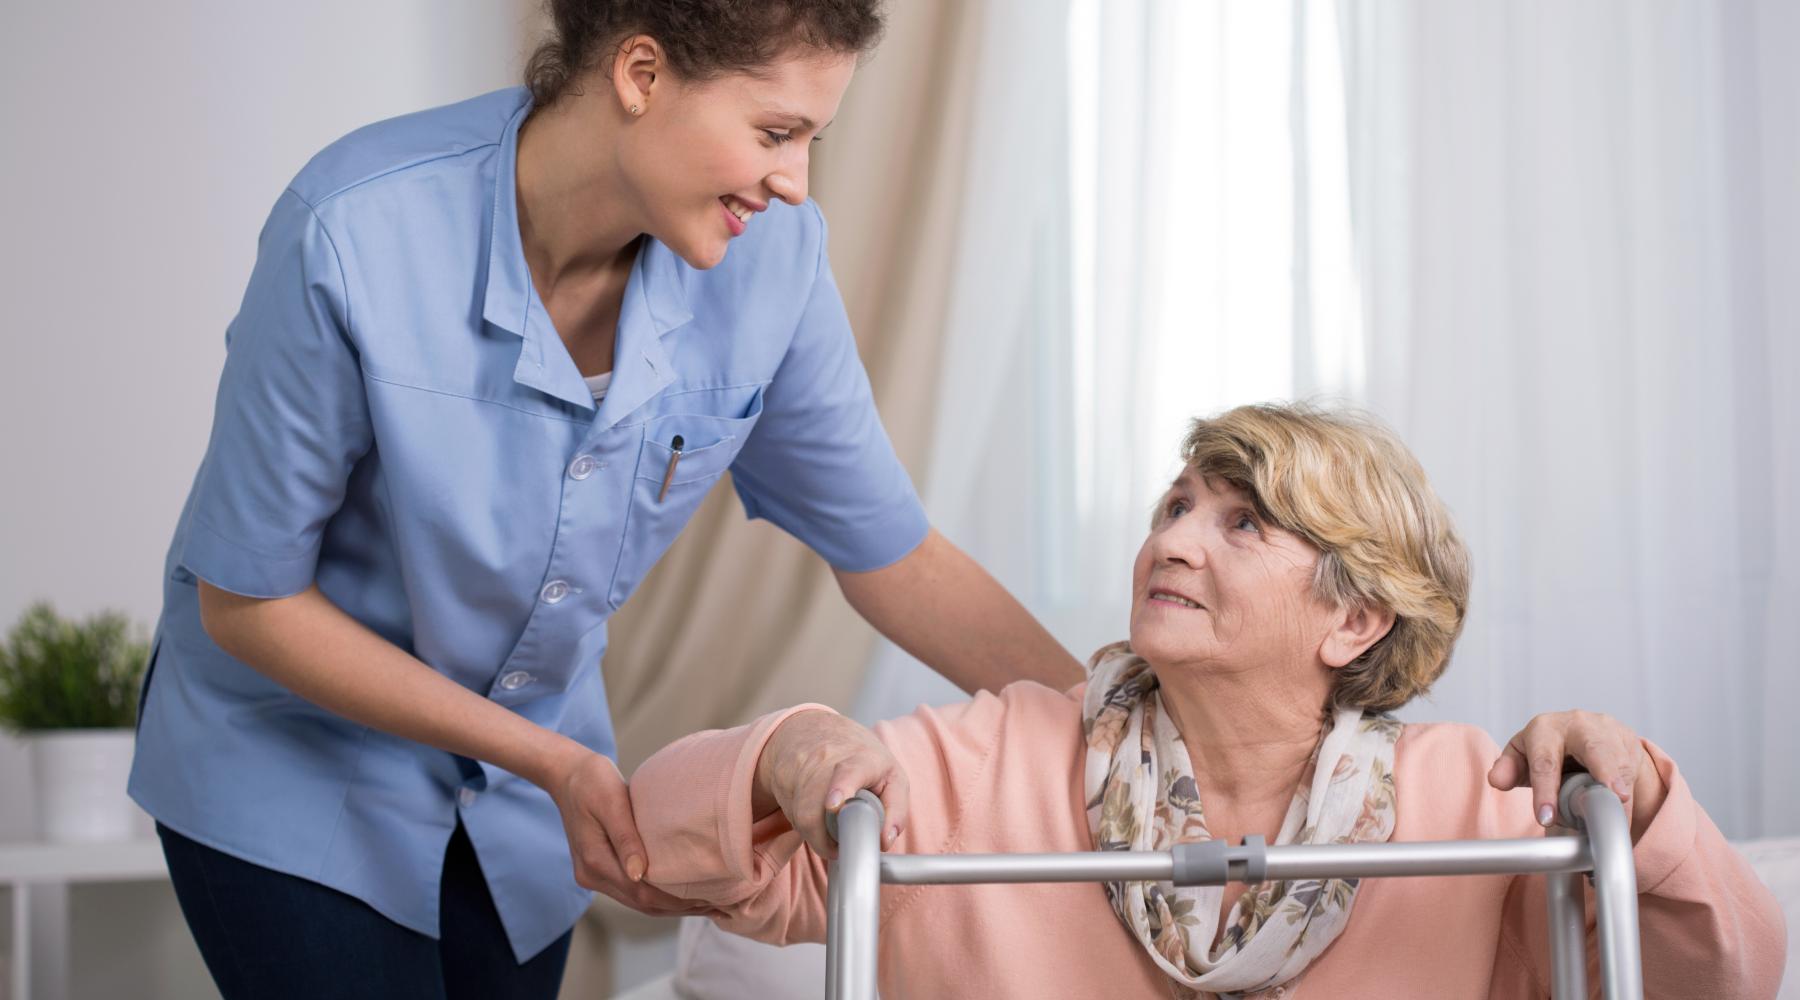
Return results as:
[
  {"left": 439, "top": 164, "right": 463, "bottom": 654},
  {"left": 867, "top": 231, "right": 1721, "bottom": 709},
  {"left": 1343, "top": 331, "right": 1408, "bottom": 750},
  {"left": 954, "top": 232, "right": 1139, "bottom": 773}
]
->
[{"left": 657, "top": 435, "right": 684, "bottom": 502}]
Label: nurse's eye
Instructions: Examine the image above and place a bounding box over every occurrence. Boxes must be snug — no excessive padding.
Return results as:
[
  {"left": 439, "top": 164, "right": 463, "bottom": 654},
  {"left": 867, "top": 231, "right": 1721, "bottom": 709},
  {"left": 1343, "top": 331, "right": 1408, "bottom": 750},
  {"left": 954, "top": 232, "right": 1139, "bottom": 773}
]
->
[{"left": 760, "top": 129, "right": 795, "bottom": 146}]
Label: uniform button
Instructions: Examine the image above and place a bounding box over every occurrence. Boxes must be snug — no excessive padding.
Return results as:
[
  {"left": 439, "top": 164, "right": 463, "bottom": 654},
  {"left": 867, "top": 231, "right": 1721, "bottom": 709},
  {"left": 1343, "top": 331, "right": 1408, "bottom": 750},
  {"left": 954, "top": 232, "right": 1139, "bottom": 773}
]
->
[
  {"left": 499, "top": 670, "right": 534, "bottom": 691},
  {"left": 457, "top": 787, "right": 478, "bottom": 808},
  {"left": 540, "top": 580, "right": 570, "bottom": 604},
  {"left": 569, "top": 455, "right": 597, "bottom": 480}
]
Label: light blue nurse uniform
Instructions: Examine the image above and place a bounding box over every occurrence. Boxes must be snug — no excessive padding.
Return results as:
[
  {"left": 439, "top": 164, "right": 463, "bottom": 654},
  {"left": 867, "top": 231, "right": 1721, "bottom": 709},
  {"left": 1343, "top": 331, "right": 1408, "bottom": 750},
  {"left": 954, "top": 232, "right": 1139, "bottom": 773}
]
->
[{"left": 128, "top": 87, "right": 928, "bottom": 963}]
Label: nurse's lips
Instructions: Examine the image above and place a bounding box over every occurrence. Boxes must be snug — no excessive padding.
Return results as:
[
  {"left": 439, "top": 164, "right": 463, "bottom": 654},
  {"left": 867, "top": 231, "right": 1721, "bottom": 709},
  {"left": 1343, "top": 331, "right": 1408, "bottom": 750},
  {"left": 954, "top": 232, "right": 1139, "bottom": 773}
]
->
[{"left": 719, "top": 195, "right": 763, "bottom": 237}]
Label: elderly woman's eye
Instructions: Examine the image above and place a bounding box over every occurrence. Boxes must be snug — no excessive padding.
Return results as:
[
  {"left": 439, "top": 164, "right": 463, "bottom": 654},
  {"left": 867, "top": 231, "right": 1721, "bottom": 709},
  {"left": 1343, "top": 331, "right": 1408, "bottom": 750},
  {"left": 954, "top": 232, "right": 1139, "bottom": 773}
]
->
[
  {"left": 1235, "top": 511, "right": 1262, "bottom": 533},
  {"left": 1163, "top": 498, "right": 1191, "bottom": 520}
]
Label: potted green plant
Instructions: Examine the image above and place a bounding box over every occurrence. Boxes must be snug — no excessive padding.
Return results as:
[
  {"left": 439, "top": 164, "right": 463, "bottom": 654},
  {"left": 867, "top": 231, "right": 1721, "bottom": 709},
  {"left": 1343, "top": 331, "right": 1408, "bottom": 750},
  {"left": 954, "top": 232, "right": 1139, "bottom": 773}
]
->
[{"left": 0, "top": 602, "right": 152, "bottom": 842}]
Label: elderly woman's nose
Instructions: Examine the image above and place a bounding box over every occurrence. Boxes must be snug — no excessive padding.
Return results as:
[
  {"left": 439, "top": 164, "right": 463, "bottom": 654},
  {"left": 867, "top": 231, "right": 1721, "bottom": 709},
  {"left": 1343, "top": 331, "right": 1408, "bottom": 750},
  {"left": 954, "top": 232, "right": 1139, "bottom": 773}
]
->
[{"left": 1152, "top": 520, "right": 1211, "bottom": 568}]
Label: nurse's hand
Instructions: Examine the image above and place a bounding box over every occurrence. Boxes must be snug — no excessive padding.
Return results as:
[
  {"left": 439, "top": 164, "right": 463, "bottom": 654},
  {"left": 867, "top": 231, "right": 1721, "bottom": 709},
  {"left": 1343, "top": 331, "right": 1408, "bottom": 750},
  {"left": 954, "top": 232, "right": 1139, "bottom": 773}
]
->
[
  {"left": 550, "top": 750, "right": 717, "bottom": 916},
  {"left": 753, "top": 710, "right": 910, "bottom": 862}
]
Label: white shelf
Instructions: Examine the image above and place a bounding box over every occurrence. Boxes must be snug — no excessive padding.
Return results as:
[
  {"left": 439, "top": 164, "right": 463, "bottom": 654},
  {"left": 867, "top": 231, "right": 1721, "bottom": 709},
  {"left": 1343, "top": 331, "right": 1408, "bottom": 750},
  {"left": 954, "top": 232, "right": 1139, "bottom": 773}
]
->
[
  {"left": 2, "top": 839, "right": 170, "bottom": 1000},
  {"left": 0, "top": 839, "right": 166, "bottom": 884}
]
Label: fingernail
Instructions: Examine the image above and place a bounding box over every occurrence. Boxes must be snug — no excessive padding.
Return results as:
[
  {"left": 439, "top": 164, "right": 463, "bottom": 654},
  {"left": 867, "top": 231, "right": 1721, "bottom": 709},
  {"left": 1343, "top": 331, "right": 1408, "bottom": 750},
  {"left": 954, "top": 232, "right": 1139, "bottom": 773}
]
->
[
  {"left": 825, "top": 791, "right": 844, "bottom": 809},
  {"left": 626, "top": 856, "right": 646, "bottom": 882},
  {"left": 1537, "top": 804, "right": 1555, "bottom": 826},
  {"left": 1611, "top": 778, "right": 1630, "bottom": 798},
  {"left": 887, "top": 825, "right": 899, "bottom": 845}
]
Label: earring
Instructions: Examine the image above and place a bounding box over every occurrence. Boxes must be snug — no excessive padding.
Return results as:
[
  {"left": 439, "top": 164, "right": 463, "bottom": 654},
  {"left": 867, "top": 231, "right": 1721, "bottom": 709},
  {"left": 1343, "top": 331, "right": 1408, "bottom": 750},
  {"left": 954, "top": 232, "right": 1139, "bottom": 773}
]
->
[{"left": 628, "top": 104, "right": 642, "bottom": 116}]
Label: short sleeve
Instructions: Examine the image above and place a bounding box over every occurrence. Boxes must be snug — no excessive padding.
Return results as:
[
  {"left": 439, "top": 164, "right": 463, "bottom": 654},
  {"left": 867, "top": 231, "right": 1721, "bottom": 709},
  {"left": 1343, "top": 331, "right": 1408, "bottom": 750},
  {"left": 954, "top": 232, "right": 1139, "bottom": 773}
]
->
[
  {"left": 728, "top": 203, "right": 929, "bottom": 571},
  {"left": 178, "top": 188, "right": 373, "bottom": 598}
]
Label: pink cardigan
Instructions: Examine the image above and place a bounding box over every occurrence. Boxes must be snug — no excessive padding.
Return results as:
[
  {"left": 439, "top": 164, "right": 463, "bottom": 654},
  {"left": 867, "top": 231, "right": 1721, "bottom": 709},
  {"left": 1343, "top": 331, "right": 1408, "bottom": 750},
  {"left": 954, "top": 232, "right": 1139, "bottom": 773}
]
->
[{"left": 632, "top": 682, "right": 1786, "bottom": 998}]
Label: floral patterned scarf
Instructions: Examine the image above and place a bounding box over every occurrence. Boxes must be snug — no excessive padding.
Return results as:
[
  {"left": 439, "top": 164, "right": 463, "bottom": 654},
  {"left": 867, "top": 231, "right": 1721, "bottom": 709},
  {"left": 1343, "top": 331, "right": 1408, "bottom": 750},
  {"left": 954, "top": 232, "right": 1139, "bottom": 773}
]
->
[{"left": 1081, "top": 643, "right": 1401, "bottom": 998}]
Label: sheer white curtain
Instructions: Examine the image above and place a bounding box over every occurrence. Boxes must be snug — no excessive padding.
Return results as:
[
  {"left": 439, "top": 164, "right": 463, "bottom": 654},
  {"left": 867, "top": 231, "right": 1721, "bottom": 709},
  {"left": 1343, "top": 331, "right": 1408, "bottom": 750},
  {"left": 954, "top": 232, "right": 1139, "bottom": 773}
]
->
[
  {"left": 1053, "top": 0, "right": 1361, "bottom": 644},
  {"left": 851, "top": 0, "right": 1082, "bottom": 721},
  {"left": 858, "top": 0, "right": 1798, "bottom": 843},
  {"left": 855, "top": 0, "right": 1357, "bottom": 715},
  {"left": 1338, "top": 0, "right": 1800, "bottom": 839}
]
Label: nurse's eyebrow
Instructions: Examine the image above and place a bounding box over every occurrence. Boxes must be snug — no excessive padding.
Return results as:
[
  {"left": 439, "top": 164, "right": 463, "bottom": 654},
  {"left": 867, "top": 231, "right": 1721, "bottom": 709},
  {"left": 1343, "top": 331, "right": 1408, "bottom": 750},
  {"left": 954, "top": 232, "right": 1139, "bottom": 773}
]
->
[{"left": 763, "top": 109, "right": 830, "bottom": 132}]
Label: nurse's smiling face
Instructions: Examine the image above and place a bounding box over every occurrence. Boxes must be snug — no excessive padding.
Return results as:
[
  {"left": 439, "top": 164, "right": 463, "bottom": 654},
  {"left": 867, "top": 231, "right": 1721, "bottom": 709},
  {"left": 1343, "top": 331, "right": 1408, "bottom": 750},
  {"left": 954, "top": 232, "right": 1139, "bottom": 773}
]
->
[{"left": 610, "top": 38, "right": 856, "bottom": 269}]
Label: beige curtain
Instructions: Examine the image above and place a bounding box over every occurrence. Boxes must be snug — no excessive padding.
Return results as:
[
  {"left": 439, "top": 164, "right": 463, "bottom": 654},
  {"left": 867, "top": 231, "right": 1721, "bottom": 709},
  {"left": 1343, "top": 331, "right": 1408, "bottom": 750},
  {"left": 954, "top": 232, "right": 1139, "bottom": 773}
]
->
[
  {"left": 600, "top": 0, "right": 983, "bottom": 772},
  {"left": 555, "top": 2, "right": 990, "bottom": 994}
]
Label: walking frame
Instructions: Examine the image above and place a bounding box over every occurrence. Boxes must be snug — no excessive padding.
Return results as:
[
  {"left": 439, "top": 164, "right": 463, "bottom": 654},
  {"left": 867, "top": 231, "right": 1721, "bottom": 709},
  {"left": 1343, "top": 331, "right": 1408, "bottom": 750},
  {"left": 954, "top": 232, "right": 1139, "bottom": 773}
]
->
[{"left": 823, "top": 772, "right": 1642, "bottom": 999}]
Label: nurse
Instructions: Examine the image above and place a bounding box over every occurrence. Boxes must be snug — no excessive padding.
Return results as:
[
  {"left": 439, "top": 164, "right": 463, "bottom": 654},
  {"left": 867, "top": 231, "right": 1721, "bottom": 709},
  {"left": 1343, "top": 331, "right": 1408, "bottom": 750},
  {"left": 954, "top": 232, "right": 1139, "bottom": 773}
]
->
[{"left": 128, "top": 1, "right": 1080, "bottom": 997}]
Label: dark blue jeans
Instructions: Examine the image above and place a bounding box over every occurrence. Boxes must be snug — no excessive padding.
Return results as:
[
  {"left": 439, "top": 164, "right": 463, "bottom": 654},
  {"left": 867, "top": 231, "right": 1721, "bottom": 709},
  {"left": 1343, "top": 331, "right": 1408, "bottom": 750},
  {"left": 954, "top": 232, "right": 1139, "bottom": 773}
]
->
[{"left": 158, "top": 821, "right": 573, "bottom": 1000}]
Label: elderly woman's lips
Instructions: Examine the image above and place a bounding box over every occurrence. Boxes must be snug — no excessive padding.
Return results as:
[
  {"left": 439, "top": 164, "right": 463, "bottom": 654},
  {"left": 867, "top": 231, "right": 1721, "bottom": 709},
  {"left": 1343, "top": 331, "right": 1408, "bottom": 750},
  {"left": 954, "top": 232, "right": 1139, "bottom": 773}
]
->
[{"left": 1147, "top": 590, "right": 1203, "bottom": 609}]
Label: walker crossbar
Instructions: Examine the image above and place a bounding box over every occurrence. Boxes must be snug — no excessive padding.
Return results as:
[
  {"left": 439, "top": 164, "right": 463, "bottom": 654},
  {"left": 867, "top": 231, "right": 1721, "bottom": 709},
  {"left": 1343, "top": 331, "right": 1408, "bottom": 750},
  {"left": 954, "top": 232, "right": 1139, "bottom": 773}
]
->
[{"left": 823, "top": 773, "right": 1641, "bottom": 1000}]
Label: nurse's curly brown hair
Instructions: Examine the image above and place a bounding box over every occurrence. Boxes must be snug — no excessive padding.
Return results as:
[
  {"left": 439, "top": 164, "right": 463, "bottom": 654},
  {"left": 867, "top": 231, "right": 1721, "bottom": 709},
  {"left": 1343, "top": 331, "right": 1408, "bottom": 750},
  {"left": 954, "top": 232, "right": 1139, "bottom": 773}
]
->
[{"left": 526, "top": 0, "right": 887, "bottom": 108}]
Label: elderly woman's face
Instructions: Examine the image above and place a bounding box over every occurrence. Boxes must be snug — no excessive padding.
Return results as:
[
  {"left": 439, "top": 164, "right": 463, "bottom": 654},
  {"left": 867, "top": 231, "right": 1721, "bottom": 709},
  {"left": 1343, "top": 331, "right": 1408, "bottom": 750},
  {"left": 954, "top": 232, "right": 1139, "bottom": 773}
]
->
[{"left": 1130, "top": 471, "right": 1343, "bottom": 681}]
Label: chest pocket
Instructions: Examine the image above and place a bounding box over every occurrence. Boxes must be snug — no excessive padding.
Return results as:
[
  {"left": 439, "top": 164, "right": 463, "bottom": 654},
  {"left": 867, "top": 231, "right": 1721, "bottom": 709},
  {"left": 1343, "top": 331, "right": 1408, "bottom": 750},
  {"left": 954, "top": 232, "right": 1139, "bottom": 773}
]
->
[{"left": 606, "top": 385, "right": 765, "bottom": 609}]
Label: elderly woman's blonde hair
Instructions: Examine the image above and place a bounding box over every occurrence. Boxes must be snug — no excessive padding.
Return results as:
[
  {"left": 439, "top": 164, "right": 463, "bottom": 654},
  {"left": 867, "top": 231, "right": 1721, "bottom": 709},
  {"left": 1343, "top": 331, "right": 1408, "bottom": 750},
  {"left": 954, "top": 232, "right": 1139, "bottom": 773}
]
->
[{"left": 1177, "top": 403, "right": 1471, "bottom": 713}]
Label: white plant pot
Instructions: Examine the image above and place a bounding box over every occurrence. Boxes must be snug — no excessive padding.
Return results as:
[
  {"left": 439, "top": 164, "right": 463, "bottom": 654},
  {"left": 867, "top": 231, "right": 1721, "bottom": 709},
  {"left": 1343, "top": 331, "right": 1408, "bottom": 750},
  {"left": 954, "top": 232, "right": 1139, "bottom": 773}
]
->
[{"left": 29, "top": 729, "right": 150, "bottom": 842}]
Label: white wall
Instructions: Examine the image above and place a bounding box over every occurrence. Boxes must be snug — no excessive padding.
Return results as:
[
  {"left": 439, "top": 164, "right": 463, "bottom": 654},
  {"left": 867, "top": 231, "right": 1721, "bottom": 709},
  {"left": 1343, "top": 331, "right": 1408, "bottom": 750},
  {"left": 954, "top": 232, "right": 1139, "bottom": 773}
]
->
[
  {"left": 1, "top": 4, "right": 536, "bottom": 997},
  {"left": 1, "top": 1, "right": 534, "bottom": 626}
]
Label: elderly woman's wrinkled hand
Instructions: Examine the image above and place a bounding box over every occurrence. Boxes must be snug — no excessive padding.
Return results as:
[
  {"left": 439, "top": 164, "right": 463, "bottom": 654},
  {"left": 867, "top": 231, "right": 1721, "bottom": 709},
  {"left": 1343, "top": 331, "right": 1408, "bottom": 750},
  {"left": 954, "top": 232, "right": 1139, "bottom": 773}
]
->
[
  {"left": 754, "top": 710, "right": 910, "bottom": 861},
  {"left": 1486, "top": 710, "right": 1669, "bottom": 840}
]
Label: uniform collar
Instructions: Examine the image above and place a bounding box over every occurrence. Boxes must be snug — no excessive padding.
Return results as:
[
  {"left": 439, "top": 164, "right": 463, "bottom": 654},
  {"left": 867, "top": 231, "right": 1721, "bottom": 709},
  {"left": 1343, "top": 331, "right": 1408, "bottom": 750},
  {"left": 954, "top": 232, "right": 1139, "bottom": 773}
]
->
[{"left": 482, "top": 92, "right": 692, "bottom": 422}]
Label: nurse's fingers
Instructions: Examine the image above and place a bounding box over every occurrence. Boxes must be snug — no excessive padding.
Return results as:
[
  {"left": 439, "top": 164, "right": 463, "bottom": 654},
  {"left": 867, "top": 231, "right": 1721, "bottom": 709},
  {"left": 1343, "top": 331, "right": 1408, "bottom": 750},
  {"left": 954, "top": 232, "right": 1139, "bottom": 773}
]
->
[
  {"left": 589, "top": 762, "right": 650, "bottom": 884},
  {"left": 590, "top": 857, "right": 715, "bottom": 916},
  {"left": 549, "top": 754, "right": 708, "bottom": 916},
  {"left": 570, "top": 813, "right": 709, "bottom": 914}
]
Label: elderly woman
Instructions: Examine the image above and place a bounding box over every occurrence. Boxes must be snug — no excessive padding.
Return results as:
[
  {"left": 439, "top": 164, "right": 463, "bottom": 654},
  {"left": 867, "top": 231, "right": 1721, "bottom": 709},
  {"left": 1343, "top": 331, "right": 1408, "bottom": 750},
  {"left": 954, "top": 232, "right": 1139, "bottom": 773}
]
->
[{"left": 629, "top": 404, "right": 1785, "bottom": 998}]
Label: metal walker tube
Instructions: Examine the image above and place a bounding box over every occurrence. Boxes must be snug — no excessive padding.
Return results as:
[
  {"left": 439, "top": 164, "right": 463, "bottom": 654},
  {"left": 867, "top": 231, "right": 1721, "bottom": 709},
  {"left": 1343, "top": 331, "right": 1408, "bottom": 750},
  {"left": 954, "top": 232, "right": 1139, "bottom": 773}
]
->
[
  {"left": 1562, "top": 774, "right": 1644, "bottom": 999},
  {"left": 825, "top": 776, "right": 1641, "bottom": 1000},
  {"left": 1544, "top": 867, "right": 1589, "bottom": 998},
  {"left": 825, "top": 791, "right": 884, "bottom": 1000}
]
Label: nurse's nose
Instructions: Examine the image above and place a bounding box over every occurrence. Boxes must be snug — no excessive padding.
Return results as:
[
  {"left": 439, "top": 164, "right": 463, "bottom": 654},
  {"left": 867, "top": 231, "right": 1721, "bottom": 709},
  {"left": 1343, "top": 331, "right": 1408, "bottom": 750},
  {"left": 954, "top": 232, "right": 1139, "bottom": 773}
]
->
[{"left": 765, "top": 156, "right": 809, "bottom": 206}]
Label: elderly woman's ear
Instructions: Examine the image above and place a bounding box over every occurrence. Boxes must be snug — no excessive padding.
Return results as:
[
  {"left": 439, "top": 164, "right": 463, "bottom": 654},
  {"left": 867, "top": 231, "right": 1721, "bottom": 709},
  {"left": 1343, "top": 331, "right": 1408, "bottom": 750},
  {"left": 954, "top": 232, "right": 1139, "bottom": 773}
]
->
[{"left": 1320, "top": 603, "right": 1396, "bottom": 669}]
